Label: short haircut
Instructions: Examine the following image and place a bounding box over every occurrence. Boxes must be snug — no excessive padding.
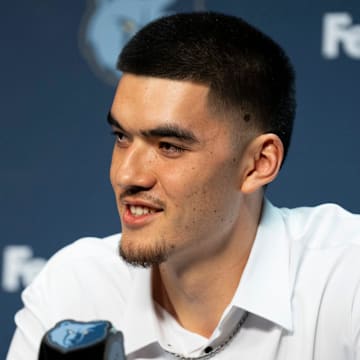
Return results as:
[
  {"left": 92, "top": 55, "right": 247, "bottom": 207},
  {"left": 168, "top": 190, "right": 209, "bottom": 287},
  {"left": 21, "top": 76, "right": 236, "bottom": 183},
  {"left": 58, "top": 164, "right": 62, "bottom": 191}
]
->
[{"left": 117, "top": 12, "right": 296, "bottom": 161}]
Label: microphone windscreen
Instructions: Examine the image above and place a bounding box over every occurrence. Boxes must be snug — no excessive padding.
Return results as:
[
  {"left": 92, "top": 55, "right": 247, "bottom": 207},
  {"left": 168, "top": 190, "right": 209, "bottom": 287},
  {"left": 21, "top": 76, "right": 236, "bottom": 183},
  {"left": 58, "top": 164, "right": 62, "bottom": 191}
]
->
[{"left": 38, "top": 319, "right": 125, "bottom": 359}]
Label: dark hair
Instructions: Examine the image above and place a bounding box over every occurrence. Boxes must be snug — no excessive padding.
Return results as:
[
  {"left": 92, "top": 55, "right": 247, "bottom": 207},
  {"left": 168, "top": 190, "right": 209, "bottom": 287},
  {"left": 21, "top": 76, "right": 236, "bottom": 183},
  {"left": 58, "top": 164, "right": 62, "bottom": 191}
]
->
[{"left": 117, "top": 12, "right": 296, "bottom": 161}]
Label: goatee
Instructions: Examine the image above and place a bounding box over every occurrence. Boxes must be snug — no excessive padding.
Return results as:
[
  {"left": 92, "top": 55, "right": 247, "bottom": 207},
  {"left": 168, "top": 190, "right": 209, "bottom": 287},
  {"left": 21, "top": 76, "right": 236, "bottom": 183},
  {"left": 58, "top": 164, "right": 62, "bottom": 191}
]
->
[{"left": 119, "top": 241, "right": 171, "bottom": 268}]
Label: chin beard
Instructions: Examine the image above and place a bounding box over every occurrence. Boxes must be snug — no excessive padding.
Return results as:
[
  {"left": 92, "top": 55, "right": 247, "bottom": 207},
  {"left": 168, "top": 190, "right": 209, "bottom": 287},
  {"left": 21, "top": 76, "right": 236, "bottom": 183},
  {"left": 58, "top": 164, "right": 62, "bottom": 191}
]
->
[{"left": 119, "top": 241, "right": 171, "bottom": 268}]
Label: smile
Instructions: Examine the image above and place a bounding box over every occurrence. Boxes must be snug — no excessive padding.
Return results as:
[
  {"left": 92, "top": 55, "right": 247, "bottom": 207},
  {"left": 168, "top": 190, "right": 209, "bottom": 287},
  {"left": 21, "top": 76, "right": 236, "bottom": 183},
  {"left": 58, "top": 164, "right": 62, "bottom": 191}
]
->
[
  {"left": 129, "top": 205, "right": 158, "bottom": 216},
  {"left": 121, "top": 200, "right": 164, "bottom": 228}
]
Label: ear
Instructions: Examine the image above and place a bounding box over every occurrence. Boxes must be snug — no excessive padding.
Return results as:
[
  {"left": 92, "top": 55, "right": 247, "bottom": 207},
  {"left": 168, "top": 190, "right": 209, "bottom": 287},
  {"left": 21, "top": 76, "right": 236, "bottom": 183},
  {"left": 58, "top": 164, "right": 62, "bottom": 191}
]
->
[{"left": 240, "top": 133, "right": 284, "bottom": 194}]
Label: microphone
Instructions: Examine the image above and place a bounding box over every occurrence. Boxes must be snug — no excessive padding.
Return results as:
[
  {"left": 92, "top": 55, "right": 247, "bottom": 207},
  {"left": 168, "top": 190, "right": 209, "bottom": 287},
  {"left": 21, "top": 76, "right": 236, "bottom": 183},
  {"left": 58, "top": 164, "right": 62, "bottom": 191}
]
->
[{"left": 38, "top": 319, "right": 126, "bottom": 359}]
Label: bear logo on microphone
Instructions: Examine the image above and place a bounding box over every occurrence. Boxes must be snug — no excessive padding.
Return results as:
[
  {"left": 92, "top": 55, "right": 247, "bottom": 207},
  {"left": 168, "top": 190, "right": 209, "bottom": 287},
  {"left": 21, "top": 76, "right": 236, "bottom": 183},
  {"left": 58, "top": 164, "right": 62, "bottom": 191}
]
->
[{"left": 46, "top": 320, "right": 110, "bottom": 351}]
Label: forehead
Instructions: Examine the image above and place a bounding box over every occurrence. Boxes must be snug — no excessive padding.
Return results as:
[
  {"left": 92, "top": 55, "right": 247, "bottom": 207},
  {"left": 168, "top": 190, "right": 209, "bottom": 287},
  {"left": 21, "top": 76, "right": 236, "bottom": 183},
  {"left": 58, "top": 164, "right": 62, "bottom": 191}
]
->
[{"left": 111, "top": 74, "right": 222, "bottom": 134}]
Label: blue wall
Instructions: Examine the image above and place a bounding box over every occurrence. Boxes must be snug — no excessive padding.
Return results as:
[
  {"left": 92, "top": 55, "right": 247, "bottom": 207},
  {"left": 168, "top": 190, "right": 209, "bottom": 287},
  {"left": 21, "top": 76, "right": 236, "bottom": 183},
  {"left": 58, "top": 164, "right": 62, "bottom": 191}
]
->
[{"left": 1, "top": 1, "right": 360, "bottom": 357}]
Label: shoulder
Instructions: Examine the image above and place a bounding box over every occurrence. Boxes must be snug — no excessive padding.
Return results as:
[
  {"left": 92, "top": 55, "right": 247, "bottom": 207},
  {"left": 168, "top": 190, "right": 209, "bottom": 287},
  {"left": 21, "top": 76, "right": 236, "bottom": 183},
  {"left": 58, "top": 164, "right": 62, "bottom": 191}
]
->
[
  {"left": 271, "top": 203, "right": 360, "bottom": 346},
  {"left": 20, "top": 233, "right": 134, "bottom": 326},
  {"left": 10, "top": 234, "right": 136, "bottom": 358},
  {"left": 47, "top": 233, "right": 122, "bottom": 263},
  {"left": 34, "top": 233, "right": 133, "bottom": 286},
  {"left": 276, "top": 202, "right": 360, "bottom": 314},
  {"left": 38, "top": 233, "right": 130, "bottom": 278},
  {"left": 276, "top": 202, "right": 360, "bottom": 249},
  {"left": 268, "top": 201, "right": 360, "bottom": 308}
]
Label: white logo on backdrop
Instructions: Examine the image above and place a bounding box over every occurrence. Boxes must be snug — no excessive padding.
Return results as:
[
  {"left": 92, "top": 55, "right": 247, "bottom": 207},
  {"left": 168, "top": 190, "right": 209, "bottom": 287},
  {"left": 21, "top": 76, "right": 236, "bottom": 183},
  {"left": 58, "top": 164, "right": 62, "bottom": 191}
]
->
[
  {"left": 322, "top": 13, "right": 360, "bottom": 59},
  {"left": 79, "top": 0, "right": 176, "bottom": 85},
  {"left": 2, "top": 246, "right": 46, "bottom": 292}
]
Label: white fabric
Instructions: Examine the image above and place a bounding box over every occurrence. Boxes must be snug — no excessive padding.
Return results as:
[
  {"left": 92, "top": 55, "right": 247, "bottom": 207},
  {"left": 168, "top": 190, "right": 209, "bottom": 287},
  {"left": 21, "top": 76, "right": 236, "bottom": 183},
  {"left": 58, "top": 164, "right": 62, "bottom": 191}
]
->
[{"left": 6, "top": 200, "right": 360, "bottom": 360}]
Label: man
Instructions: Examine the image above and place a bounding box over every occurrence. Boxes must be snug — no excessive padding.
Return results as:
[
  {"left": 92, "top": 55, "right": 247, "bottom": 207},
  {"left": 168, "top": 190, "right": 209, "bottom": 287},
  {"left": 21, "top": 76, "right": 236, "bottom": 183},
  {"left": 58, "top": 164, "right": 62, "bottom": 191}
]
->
[{"left": 7, "top": 12, "right": 360, "bottom": 360}]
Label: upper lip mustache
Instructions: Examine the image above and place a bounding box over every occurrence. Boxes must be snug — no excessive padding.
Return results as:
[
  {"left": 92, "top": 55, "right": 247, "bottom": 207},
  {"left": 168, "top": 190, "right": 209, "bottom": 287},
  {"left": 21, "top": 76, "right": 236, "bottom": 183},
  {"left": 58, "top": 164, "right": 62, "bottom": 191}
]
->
[{"left": 121, "top": 198, "right": 164, "bottom": 211}]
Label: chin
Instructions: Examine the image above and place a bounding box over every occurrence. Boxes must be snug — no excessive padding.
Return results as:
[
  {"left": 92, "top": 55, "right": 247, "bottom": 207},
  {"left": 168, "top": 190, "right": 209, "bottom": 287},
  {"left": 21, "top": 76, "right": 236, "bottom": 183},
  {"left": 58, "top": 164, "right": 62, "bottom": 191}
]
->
[{"left": 118, "top": 236, "right": 171, "bottom": 268}]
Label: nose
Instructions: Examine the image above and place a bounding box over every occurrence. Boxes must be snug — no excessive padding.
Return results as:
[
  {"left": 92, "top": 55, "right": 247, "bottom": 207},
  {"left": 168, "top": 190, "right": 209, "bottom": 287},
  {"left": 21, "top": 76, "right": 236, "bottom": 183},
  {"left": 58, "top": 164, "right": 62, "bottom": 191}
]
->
[{"left": 110, "top": 141, "right": 157, "bottom": 191}]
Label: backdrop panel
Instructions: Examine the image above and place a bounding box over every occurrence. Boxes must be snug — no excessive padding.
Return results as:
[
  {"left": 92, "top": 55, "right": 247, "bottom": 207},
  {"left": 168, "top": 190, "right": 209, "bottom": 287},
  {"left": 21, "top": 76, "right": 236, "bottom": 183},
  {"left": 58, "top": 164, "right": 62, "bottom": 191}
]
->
[{"left": 1, "top": 1, "right": 359, "bottom": 357}]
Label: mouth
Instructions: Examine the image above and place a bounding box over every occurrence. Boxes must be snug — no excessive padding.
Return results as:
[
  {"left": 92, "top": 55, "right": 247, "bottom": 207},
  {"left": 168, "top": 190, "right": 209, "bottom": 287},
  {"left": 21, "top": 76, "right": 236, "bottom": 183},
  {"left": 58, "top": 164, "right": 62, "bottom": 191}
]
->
[
  {"left": 128, "top": 204, "right": 160, "bottom": 217},
  {"left": 121, "top": 201, "right": 163, "bottom": 228}
]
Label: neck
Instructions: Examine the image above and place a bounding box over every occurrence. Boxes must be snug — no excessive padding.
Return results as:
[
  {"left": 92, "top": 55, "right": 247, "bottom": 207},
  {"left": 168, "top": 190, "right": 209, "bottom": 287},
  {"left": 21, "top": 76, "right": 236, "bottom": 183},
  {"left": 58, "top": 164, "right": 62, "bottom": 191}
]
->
[{"left": 153, "top": 194, "right": 263, "bottom": 338}]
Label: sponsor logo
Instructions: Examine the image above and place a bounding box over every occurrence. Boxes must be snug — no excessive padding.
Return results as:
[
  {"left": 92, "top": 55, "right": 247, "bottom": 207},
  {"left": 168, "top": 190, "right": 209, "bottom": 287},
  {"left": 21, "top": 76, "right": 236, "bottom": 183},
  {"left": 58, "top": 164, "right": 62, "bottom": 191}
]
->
[
  {"left": 1, "top": 246, "right": 47, "bottom": 292},
  {"left": 322, "top": 12, "right": 360, "bottom": 59},
  {"left": 79, "top": 0, "right": 177, "bottom": 85},
  {"left": 79, "top": 0, "right": 207, "bottom": 85}
]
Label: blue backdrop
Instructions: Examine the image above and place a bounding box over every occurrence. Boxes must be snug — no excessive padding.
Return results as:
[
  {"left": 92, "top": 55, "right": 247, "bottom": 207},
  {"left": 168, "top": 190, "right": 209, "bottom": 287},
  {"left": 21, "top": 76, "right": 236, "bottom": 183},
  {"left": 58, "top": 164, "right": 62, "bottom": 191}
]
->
[{"left": 1, "top": 1, "right": 359, "bottom": 357}]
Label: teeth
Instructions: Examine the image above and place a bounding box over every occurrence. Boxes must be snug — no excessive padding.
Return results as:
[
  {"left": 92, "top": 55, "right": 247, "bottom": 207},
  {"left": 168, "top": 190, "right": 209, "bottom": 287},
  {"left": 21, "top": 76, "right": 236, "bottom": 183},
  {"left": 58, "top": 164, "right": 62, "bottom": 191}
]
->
[{"left": 129, "top": 205, "right": 156, "bottom": 216}]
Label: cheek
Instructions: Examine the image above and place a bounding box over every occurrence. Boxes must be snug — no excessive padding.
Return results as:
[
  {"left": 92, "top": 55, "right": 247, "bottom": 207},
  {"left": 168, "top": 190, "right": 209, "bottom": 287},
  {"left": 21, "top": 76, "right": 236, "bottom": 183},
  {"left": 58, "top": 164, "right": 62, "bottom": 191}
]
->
[
  {"left": 163, "top": 159, "right": 238, "bottom": 209},
  {"left": 160, "top": 163, "right": 201, "bottom": 200},
  {"left": 109, "top": 147, "right": 121, "bottom": 188},
  {"left": 109, "top": 167, "right": 116, "bottom": 190}
]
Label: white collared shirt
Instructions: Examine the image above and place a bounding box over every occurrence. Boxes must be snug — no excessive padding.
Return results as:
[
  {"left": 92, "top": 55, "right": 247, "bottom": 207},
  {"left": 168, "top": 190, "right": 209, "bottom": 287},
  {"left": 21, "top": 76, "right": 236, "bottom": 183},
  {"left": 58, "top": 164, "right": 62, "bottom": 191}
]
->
[{"left": 6, "top": 200, "right": 360, "bottom": 359}]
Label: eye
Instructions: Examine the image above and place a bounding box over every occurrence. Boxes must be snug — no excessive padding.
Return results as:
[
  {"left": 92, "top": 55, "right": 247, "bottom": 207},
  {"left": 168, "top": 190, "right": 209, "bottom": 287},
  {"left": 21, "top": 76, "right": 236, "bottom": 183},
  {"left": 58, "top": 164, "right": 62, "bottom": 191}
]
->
[
  {"left": 111, "top": 130, "right": 129, "bottom": 146},
  {"left": 159, "top": 142, "right": 185, "bottom": 156}
]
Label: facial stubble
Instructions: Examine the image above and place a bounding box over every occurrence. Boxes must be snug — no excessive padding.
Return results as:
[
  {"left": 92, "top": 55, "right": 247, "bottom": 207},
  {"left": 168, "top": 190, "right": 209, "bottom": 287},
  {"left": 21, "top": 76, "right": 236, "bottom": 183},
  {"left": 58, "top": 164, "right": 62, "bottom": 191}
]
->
[{"left": 119, "top": 234, "right": 174, "bottom": 268}]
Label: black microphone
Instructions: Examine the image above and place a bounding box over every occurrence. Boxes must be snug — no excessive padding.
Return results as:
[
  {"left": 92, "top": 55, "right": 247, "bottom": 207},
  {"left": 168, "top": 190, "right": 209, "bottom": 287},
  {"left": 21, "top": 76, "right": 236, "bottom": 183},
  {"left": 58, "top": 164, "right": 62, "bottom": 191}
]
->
[{"left": 38, "top": 319, "right": 126, "bottom": 359}]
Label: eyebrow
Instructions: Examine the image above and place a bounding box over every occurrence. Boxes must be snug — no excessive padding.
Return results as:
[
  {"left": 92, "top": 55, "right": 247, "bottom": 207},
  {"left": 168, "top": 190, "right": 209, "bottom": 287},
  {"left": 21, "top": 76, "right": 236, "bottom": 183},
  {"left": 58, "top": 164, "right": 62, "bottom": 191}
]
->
[
  {"left": 107, "top": 112, "right": 199, "bottom": 144},
  {"left": 107, "top": 112, "right": 125, "bottom": 131}
]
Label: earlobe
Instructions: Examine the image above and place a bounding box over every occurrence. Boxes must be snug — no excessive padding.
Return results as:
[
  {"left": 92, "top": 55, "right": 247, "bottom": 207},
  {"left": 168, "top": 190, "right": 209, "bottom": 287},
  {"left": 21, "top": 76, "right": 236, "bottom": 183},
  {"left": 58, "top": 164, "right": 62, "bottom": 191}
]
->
[{"left": 240, "top": 134, "right": 284, "bottom": 194}]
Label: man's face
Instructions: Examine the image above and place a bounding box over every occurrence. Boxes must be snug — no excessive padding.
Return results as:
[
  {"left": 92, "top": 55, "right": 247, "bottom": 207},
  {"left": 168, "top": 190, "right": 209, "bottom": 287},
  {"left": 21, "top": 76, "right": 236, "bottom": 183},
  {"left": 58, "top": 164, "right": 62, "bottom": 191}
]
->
[{"left": 109, "top": 74, "right": 250, "bottom": 267}]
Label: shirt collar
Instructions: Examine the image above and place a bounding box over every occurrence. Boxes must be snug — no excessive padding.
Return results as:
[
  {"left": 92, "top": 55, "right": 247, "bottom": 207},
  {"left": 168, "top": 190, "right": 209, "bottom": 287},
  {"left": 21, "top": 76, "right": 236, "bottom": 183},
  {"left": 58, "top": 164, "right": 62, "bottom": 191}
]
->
[{"left": 232, "top": 198, "right": 293, "bottom": 331}]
